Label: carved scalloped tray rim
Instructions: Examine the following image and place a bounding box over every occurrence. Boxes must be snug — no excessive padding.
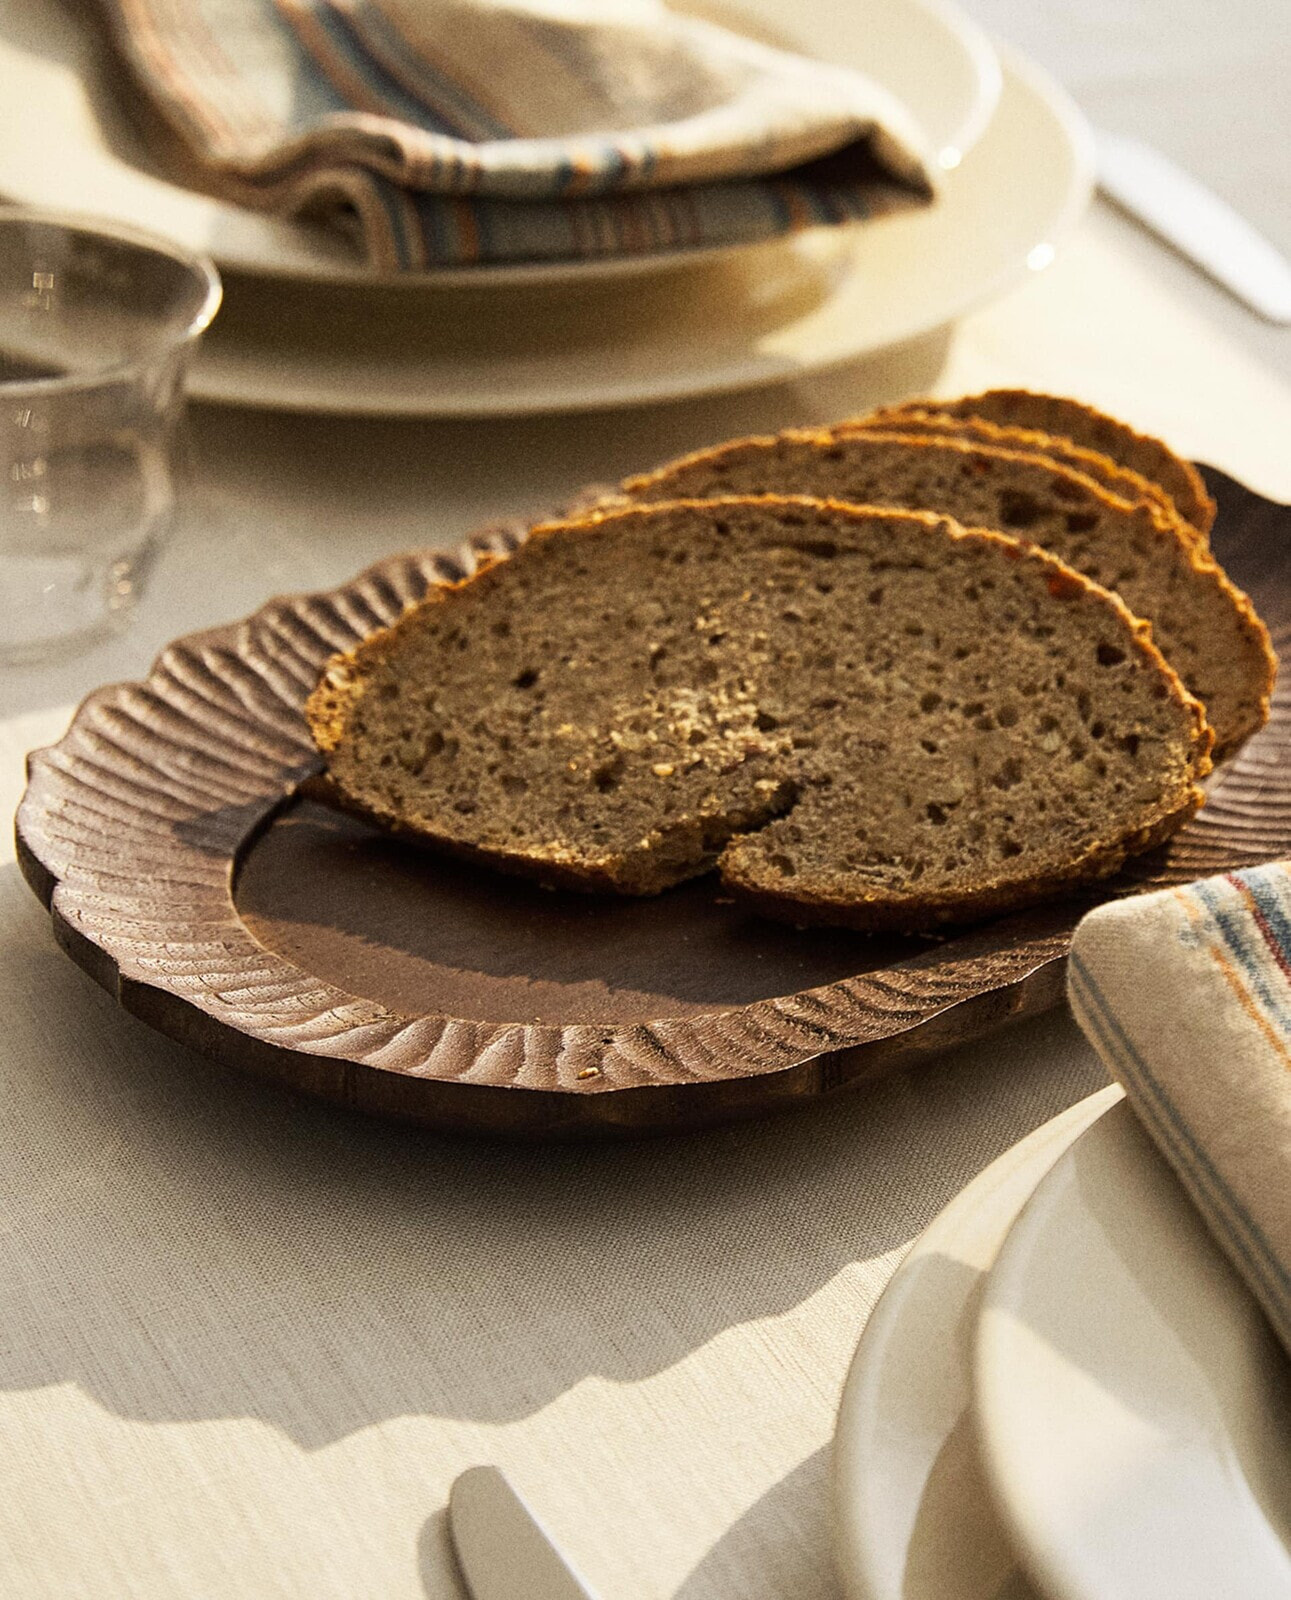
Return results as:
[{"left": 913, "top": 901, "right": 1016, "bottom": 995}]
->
[
  {"left": 14, "top": 744, "right": 1075, "bottom": 1086},
  {"left": 12, "top": 466, "right": 1289, "bottom": 1134}
]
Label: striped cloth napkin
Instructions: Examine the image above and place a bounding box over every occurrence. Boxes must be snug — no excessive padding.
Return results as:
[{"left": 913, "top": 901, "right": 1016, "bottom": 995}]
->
[
  {"left": 92, "top": 0, "right": 934, "bottom": 269},
  {"left": 1069, "top": 861, "right": 1291, "bottom": 1358}
]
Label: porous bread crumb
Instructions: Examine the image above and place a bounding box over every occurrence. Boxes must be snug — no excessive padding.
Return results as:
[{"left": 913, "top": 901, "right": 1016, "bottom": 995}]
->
[
  {"left": 307, "top": 496, "right": 1212, "bottom": 933},
  {"left": 845, "top": 408, "right": 1191, "bottom": 535},
  {"left": 621, "top": 427, "right": 1272, "bottom": 759}
]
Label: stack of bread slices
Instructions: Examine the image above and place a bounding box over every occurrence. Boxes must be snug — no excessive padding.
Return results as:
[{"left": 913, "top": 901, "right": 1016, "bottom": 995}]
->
[{"left": 307, "top": 391, "right": 1276, "bottom": 933}]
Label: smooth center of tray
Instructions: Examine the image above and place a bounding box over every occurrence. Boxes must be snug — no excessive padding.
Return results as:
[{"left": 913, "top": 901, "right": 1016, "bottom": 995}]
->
[{"left": 234, "top": 798, "right": 917, "bottom": 1025}]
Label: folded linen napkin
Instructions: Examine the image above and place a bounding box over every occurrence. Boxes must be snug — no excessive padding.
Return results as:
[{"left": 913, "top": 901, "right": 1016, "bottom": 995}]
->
[
  {"left": 1069, "top": 861, "right": 1291, "bottom": 1358},
  {"left": 91, "top": 0, "right": 933, "bottom": 268}
]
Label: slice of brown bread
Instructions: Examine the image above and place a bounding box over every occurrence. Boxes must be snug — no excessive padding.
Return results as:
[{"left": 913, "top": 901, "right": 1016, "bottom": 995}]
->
[
  {"left": 306, "top": 496, "right": 1211, "bottom": 934},
  {"left": 621, "top": 429, "right": 1273, "bottom": 759},
  {"left": 892, "top": 390, "right": 1216, "bottom": 536},
  {"left": 846, "top": 408, "right": 1190, "bottom": 533}
]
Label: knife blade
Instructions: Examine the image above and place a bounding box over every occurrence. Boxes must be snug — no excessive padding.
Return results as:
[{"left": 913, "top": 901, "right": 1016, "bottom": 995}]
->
[
  {"left": 1095, "top": 129, "right": 1291, "bottom": 324},
  {"left": 449, "top": 1466, "right": 600, "bottom": 1600}
]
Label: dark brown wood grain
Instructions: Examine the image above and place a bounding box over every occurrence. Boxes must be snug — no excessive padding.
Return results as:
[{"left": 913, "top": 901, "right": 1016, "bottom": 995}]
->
[{"left": 16, "top": 468, "right": 1291, "bottom": 1137}]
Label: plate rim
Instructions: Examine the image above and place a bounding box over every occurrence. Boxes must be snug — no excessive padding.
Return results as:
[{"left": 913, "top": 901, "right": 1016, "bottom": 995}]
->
[
  {"left": 831, "top": 1084, "right": 1121, "bottom": 1600},
  {"left": 185, "top": 48, "right": 1094, "bottom": 418},
  {"left": 972, "top": 1097, "right": 1291, "bottom": 1600}
]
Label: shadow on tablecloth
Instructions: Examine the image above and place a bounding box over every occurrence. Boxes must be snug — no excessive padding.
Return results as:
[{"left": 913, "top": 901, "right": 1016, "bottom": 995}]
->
[{"left": 1, "top": 854, "right": 1106, "bottom": 1448}]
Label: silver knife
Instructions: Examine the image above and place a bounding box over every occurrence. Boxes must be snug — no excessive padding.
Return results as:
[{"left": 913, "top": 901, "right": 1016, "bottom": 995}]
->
[
  {"left": 1095, "top": 128, "right": 1291, "bottom": 324},
  {"left": 449, "top": 1466, "right": 600, "bottom": 1600}
]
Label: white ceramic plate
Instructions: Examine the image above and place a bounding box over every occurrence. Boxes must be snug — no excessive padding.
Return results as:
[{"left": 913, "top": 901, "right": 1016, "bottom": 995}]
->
[
  {"left": 832, "top": 1087, "right": 1121, "bottom": 1600},
  {"left": 187, "top": 52, "right": 1093, "bottom": 416},
  {"left": 0, "top": 0, "right": 999, "bottom": 288},
  {"left": 975, "top": 1099, "right": 1291, "bottom": 1600}
]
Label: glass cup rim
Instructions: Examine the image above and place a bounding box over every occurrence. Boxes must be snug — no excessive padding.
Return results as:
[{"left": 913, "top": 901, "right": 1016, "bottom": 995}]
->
[{"left": 0, "top": 204, "right": 223, "bottom": 398}]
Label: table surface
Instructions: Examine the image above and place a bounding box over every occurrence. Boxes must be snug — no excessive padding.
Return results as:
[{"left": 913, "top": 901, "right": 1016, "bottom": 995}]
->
[{"left": 4, "top": 4, "right": 1291, "bottom": 1596}]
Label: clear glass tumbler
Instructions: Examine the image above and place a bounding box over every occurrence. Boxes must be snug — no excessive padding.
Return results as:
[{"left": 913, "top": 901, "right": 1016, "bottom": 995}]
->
[{"left": 0, "top": 209, "right": 221, "bottom": 665}]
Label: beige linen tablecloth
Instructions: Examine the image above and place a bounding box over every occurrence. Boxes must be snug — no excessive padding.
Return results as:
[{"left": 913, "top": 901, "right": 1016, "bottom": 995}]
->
[
  {"left": 959, "top": 0, "right": 1291, "bottom": 383},
  {"left": 4, "top": 189, "right": 1291, "bottom": 1600}
]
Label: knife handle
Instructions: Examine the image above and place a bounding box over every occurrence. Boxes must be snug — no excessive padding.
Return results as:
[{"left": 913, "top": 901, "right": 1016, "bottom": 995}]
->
[{"left": 1095, "top": 130, "right": 1291, "bottom": 324}]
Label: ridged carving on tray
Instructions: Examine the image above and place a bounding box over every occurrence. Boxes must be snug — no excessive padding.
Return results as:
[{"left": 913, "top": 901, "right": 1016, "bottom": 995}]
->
[{"left": 15, "top": 470, "right": 1291, "bottom": 1136}]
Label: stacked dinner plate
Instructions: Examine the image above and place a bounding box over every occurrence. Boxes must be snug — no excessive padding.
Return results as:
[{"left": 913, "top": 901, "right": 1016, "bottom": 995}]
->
[
  {"left": 833, "top": 1088, "right": 1291, "bottom": 1600},
  {"left": 0, "top": 0, "right": 1093, "bottom": 418}
]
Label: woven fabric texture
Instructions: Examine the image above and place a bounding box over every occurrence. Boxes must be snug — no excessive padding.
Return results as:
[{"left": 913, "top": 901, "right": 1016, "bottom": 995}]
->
[
  {"left": 1070, "top": 862, "right": 1291, "bottom": 1357},
  {"left": 92, "top": 0, "right": 931, "bottom": 266}
]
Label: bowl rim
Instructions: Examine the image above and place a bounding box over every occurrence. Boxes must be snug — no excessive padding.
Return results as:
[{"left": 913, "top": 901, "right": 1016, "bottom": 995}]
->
[{"left": 0, "top": 202, "right": 222, "bottom": 397}]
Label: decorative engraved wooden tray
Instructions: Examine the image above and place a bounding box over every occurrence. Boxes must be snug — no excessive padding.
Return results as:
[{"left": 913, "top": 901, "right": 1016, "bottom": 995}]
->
[{"left": 16, "top": 468, "right": 1291, "bottom": 1137}]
